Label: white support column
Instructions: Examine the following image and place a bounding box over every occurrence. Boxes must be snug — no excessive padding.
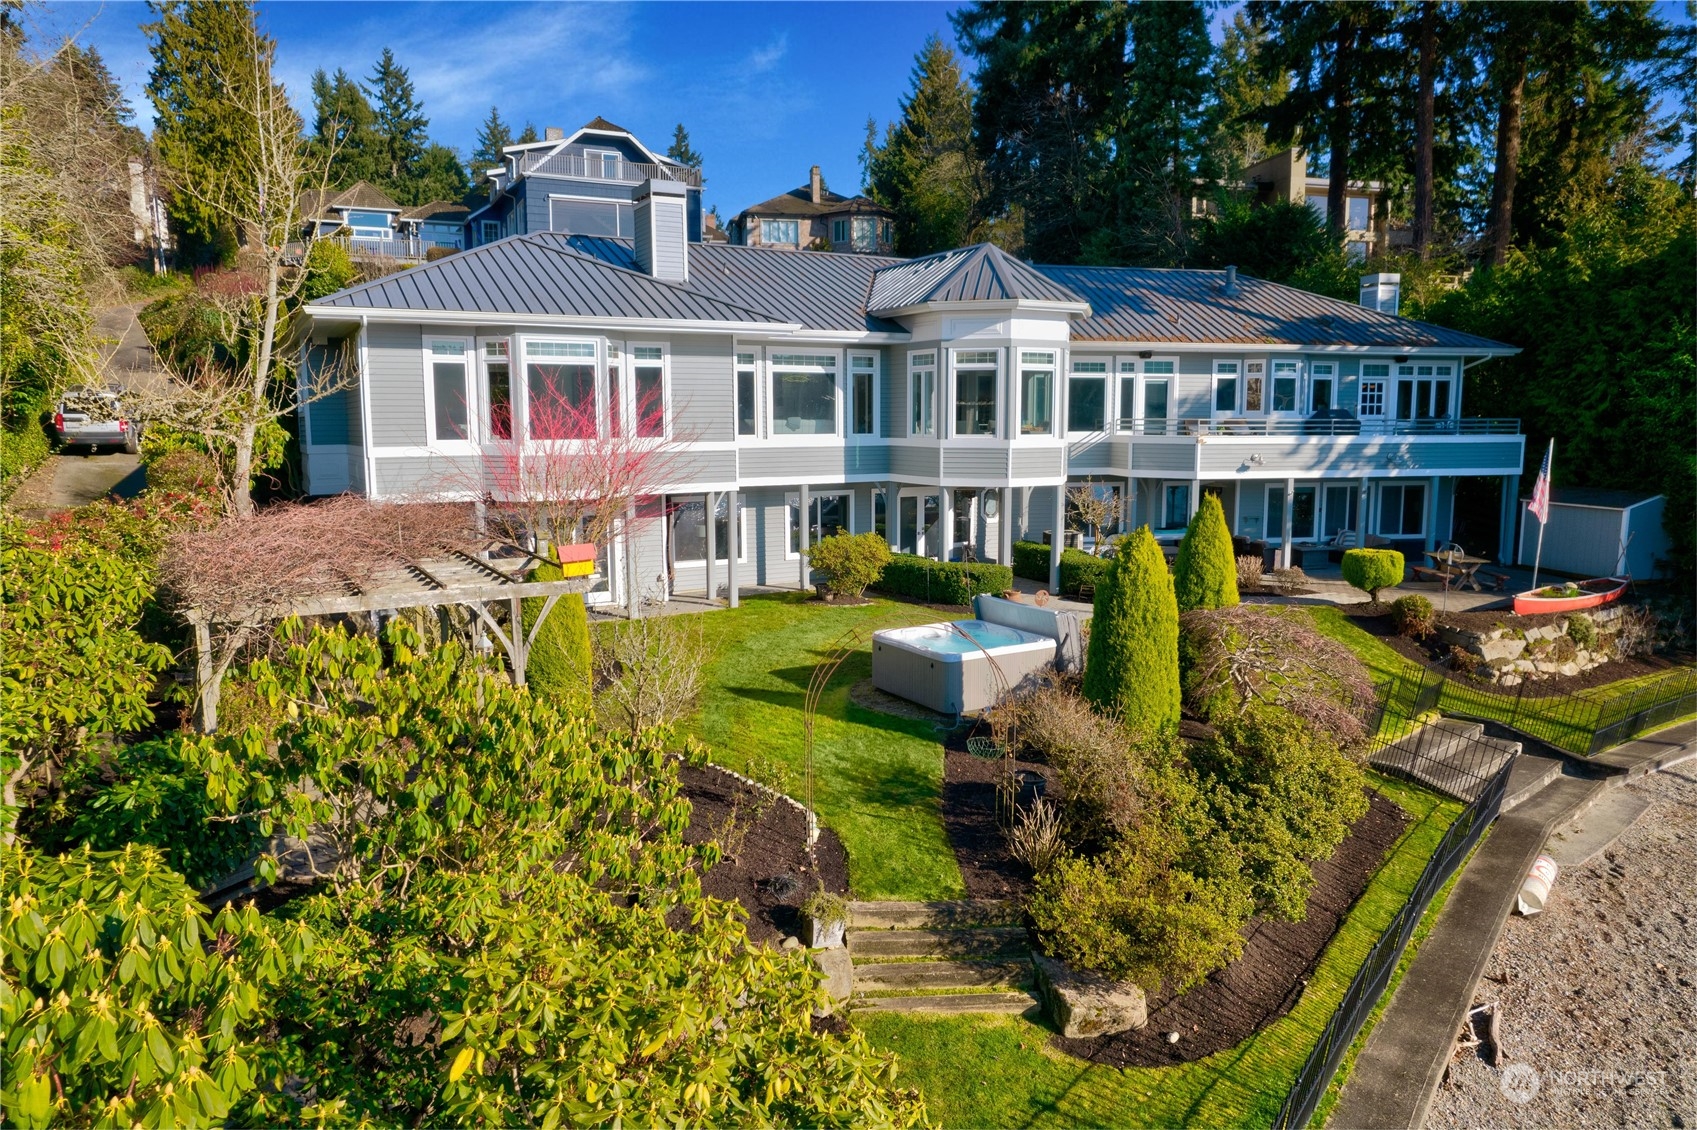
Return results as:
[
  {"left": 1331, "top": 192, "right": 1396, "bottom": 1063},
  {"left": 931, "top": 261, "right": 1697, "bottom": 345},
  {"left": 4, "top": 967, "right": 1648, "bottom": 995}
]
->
[
  {"left": 1425, "top": 475, "right": 1440, "bottom": 553},
  {"left": 726, "top": 489, "right": 740, "bottom": 608},
  {"left": 1049, "top": 483, "right": 1065, "bottom": 592},
  {"left": 624, "top": 507, "right": 642, "bottom": 619},
  {"left": 1498, "top": 474, "right": 1519, "bottom": 565},
  {"left": 1358, "top": 476, "right": 1371, "bottom": 547},
  {"left": 1281, "top": 477, "right": 1296, "bottom": 569},
  {"left": 999, "top": 487, "right": 1014, "bottom": 565},
  {"left": 798, "top": 483, "right": 810, "bottom": 591},
  {"left": 884, "top": 480, "right": 900, "bottom": 549},
  {"left": 704, "top": 490, "right": 717, "bottom": 603},
  {"left": 1127, "top": 478, "right": 1139, "bottom": 534},
  {"left": 1189, "top": 478, "right": 1202, "bottom": 524},
  {"left": 939, "top": 487, "right": 954, "bottom": 562}
]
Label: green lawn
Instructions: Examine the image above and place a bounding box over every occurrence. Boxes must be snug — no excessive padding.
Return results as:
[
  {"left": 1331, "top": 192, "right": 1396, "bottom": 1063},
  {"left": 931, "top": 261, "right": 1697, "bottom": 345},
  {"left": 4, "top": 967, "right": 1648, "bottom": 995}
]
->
[
  {"left": 676, "top": 592, "right": 967, "bottom": 900},
  {"left": 1306, "top": 605, "right": 1695, "bottom": 753},
  {"left": 856, "top": 773, "right": 1465, "bottom": 1129}
]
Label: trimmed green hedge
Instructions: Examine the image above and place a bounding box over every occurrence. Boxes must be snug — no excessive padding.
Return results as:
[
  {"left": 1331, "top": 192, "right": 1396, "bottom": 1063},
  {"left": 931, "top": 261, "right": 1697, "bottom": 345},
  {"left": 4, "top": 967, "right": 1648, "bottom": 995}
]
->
[
  {"left": 1012, "top": 540, "right": 1110, "bottom": 594},
  {"left": 872, "top": 554, "right": 1013, "bottom": 606}
]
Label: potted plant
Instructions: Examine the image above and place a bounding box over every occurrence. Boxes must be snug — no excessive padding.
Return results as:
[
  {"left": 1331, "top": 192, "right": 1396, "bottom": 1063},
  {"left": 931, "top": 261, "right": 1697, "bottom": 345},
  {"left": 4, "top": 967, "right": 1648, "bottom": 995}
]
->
[
  {"left": 555, "top": 541, "right": 598, "bottom": 578},
  {"left": 801, "top": 888, "right": 849, "bottom": 949}
]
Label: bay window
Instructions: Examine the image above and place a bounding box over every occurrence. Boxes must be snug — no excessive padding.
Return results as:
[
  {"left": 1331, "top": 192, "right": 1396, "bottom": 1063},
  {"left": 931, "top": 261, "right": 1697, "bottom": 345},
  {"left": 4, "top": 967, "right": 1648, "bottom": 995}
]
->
[
  {"left": 763, "top": 218, "right": 800, "bottom": 244},
  {"left": 909, "top": 352, "right": 936, "bottom": 436},
  {"left": 1020, "top": 350, "right": 1054, "bottom": 435},
  {"left": 771, "top": 353, "right": 837, "bottom": 435},
  {"left": 954, "top": 350, "right": 999, "bottom": 436},
  {"left": 526, "top": 340, "right": 597, "bottom": 439}
]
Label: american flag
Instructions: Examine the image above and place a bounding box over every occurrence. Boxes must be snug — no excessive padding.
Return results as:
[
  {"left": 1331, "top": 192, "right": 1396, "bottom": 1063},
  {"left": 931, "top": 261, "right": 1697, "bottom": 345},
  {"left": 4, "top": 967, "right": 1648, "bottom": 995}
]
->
[{"left": 1528, "top": 441, "right": 1553, "bottom": 524}]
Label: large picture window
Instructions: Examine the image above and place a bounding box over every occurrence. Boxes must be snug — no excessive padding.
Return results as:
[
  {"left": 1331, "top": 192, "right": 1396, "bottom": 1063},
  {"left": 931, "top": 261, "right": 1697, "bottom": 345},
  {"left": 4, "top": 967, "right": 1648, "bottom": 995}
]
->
[
  {"left": 1377, "top": 483, "right": 1426, "bottom": 537},
  {"left": 427, "top": 340, "right": 471, "bottom": 444},
  {"left": 1068, "top": 359, "right": 1107, "bottom": 432},
  {"left": 549, "top": 197, "right": 633, "bottom": 238},
  {"left": 954, "top": 350, "right": 998, "bottom": 436},
  {"left": 909, "top": 352, "right": 936, "bottom": 436},
  {"left": 763, "top": 218, "right": 800, "bottom": 244},
  {"left": 526, "top": 340, "right": 597, "bottom": 439},
  {"left": 669, "top": 494, "right": 747, "bottom": 563},
  {"left": 771, "top": 353, "right": 836, "bottom": 435},
  {"left": 789, "top": 492, "right": 850, "bottom": 555},
  {"left": 1020, "top": 351, "right": 1053, "bottom": 435}
]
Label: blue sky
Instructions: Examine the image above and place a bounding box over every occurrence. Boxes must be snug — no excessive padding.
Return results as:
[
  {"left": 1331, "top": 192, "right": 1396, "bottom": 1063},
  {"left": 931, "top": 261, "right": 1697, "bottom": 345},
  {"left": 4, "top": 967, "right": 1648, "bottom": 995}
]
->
[{"left": 27, "top": 2, "right": 1691, "bottom": 219}]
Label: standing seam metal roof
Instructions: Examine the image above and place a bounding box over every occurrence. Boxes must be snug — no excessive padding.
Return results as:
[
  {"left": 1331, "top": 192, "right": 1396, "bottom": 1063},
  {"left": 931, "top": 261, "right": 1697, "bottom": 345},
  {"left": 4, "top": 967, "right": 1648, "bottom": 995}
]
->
[
  {"left": 1037, "top": 264, "right": 1510, "bottom": 350},
  {"left": 311, "top": 236, "right": 785, "bottom": 325},
  {"left": 867, "top": 244, "right": 1087, "bottom": 312}
]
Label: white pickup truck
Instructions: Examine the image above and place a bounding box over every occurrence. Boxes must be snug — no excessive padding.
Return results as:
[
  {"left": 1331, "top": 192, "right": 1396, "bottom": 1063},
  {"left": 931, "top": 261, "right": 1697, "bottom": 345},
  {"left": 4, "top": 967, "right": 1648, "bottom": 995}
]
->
[{"left": 52, "top": 387, "right": 139, "bottom": 454}]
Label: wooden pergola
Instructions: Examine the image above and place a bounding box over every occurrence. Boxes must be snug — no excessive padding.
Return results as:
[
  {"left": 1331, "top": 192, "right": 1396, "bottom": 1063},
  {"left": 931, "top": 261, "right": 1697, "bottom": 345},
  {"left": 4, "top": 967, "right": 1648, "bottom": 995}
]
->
[{"left": 185, "top": 546, "right": 595, "bottom": 732}]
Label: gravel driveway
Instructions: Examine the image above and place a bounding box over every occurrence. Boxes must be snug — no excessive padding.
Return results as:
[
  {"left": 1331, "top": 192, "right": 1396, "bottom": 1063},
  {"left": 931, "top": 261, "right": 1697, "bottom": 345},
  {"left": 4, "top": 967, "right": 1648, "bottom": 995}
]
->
[{"left": 1426, "top": 766, "right": 1697, "bottom": 1128}]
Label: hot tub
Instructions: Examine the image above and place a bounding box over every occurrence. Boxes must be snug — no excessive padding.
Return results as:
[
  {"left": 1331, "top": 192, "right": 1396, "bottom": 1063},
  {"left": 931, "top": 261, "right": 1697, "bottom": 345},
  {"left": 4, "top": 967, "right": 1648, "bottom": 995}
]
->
[{"left": 872, "top": 619, "right": 1058, "bottom": 716}]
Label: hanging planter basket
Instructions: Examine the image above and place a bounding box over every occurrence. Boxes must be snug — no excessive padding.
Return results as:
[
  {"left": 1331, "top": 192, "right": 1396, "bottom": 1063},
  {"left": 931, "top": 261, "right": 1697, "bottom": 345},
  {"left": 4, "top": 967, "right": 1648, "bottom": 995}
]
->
[{"left": 555, "top": 542, "right": 598, "bottom": 577}]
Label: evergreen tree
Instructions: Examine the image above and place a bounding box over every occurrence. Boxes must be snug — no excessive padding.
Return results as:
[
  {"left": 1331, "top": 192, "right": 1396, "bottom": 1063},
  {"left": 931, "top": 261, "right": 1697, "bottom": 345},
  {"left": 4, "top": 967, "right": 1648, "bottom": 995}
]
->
[
  {"left": 1083, "top": 526, "right": 1180, "bottom": 733},
  {"left": 666, "top": 122, "right": 702, "bottom": 168},
  {"left": 1173, "top": 494, "right": 1240, "bottom": 612},
  {"left": 952, "top": 1, "right": 1130, "bottom": 263},
  {"left": 863, "top": 35, "right": 989, "bottom": 255},
  {"left": 364, "top": 47, "right": 427, "bottom": 194},
  {"left": 402, "top": 142, "right": 469, "bottom": 205},
  {"left": 522, "top": 562, "right": 592, "bottom": 711},
  {"left": 309, "top": 66, "right": 376, "bottom": 187},
  {"left": 1208, "top": 12, "right": 1287, "bottom": 178},
  {"left": 143, "top": 0, "right": 269, "bottom": 264},
  {"left": 516, "top": 121, "right": 540, "bottom": 144},
  {"left": 469, "top": 105, "right": 513, "bottom": 194}
]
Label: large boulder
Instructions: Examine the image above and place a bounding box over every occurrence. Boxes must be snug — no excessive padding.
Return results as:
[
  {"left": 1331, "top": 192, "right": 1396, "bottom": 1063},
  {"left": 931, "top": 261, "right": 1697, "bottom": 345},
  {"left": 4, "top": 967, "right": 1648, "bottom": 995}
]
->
[
  {"left": 812, "top": 947, "right": 853, "bottom": 1009},
  {"left": 1032, "top": 953, "right": 1147, "bottom": 1038}
]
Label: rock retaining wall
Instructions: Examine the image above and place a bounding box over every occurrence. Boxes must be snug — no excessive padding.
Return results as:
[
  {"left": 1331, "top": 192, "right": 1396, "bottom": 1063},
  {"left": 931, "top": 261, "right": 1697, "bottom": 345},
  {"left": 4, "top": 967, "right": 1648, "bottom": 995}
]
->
[{"left": 1437, "top": 606, "right": 1627, "bottom": 685}]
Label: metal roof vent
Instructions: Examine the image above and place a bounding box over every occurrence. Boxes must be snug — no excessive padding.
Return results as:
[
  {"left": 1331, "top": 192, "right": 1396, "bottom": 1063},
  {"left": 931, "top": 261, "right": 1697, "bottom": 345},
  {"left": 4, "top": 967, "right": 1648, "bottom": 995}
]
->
[{"left": 1223, "top": 265, "right": 1238, "bottom": 295}]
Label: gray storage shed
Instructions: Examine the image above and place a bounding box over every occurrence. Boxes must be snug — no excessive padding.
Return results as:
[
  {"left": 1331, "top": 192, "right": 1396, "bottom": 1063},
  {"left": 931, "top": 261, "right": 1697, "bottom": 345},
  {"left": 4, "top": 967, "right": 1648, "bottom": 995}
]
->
[{"left": 1516, "top": 488, "right": 1668, "bottom": 579}]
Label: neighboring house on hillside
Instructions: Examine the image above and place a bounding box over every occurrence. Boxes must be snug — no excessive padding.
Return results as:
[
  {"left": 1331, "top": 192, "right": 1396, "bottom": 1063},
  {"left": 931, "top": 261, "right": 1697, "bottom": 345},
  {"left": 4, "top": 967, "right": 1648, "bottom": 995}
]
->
[
  {"left": 1239, "top": 148, "right": 1405, "bottom": 261},
  {"left": 298, "top": 182, "right": 466, "bottom": 262},
  {"left": 464, "top": 117, "right": 703, "bottom": 248},
  {"left": 298, "top": 177, "right": 1523, "bottom": 616},
  {"left": 727, "top": 166, "right": 894, "bottom": 254}
]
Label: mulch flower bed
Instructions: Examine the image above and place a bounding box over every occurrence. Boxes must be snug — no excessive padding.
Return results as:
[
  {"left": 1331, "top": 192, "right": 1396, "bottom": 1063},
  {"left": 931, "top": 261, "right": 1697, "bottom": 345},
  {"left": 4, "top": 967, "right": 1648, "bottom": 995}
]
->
[
  {"left": 940, "top": 732, "right": 1052, "bottom": 900},
  {"left": 678, "top": 762, "right": 848, "bottom": 947},
  {"left": 1054, "top": 789, "right": 1410, "bottom": 1068},
  {"left": 1335, "top": 601, "right": 1686, "bottom": 694}
]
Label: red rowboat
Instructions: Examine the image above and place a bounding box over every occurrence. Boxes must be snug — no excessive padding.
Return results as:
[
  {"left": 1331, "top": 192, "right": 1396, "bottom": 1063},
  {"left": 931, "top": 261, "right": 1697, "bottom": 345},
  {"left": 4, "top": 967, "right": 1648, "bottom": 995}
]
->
[{"left": 1512, "top": 576, "right": 1629, "bottom": 616}]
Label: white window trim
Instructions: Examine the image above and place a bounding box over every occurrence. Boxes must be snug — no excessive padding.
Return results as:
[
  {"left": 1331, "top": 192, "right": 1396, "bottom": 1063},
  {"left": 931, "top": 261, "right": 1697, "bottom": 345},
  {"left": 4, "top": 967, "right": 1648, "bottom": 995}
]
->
[
  {"left": 1016, "top": 351, "right": 1057, "bottom": 438},
  {"left": 765, "top": 348, "right": 842, "bottom": 443},
  {"left": 1309, "top": 362, "right": 1337, "bottom": 414},
  {"left": 733, "top": 351, "right": 760, "bottom": 441},
  {"left": 1212, "top": 360, "right": 1242, "bottom": 417},
  {"left": 948, "top": 347, "right": 1003, "bottom": 441},
  {"left": 476, "top": 335, "right": 513, "bottom": 445},
  {"left": 517, "top": 335, "right": 603, "bottom": 442},
  {"left": 547, "top": 193, "right": 635, "bottom": 239},
  {"left": 480, "top": 219, "right": 501, "bottom": 243},
  {"left": 1159, "top": 481, "right": 1193, "bottom": 530},
  {"left": 1137, "top": 356, "right": 1179, "bottom": 428},
  {"left": 1358, "top": 362, "right": 1389, "bottom": 418},
  {"left": 626, "top": 340, "right": 671, "bottom": 440},
  {"left": 423, "top": 335, "right": 477, "bottom": 450},
  {"left": 893, "top": 487, "right": 943, "bottom": 555},
  {"left": 1268, "top": 359, "right": 1304, "bottom": 416},
  {"left": 762, "top": 217, "right": 801, "bottom": 245},
  {"left": 1065, "top": 357, "right": 1110, "bottom": 436},
  {"left": 1375, "top": 482, "right": 1428, "bottom": 539},
  {"left": 784, "top": 491, "right": 855, "bottom": 559},
  {"left": 668, "top": 496, "right": 751, "bottom": 565},
  {"left": 908, "top": 350, "right": 937, "bottom": 438},
  {"left": 847, "top": 349, "right": 881, "bottom": 440},
  {"left": 1264, "top": 482, "right": 1320, "bottom": 545}
]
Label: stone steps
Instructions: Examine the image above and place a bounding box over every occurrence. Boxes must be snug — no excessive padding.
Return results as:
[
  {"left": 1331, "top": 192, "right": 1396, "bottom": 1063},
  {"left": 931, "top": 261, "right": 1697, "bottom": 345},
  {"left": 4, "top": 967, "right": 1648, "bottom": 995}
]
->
[
  {"left": 846, "top": 899, "right": 1021, "bottom": 930},
  {"left": 1370, "top": 719, "right": 1520, "bottom": 802},
  {"left": 852, "top": 959, "right": 1029, "bottom": 993},
  {"left": 851, "top": 991, "right": 1039, "bottom": 1015},
  {"left": 847, "top": 926, "right": 1028, "bottom": 961}
]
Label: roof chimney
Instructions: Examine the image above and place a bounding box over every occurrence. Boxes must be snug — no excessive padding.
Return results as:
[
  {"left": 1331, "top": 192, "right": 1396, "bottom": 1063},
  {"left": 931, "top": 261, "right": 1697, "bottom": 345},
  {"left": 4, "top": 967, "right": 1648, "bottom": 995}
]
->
[
  {"left": 544, "top": 126, "right": 564, "bottom": 141},
  {"left": 1222, "top": 265, "right": 1238, "bottom": 295},
  {"left": 809, "top": 165, "right": 822, "bottom": 205},
  {"left": 1360, "top": 272, "right": 1401, "bottom": 315},
  {"left": 634, "top": 178, "right": 689, "bottom": 283}
]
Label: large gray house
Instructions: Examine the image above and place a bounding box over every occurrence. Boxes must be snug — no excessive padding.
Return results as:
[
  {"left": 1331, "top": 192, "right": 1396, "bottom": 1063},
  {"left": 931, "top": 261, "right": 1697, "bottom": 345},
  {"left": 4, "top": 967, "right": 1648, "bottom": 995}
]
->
[{"left": 298, "top": 177, "right": 1522, "bottom": 614}]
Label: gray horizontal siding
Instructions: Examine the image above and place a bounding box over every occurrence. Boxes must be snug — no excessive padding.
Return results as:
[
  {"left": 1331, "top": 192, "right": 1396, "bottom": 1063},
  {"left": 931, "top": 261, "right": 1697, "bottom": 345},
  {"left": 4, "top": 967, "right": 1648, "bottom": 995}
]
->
[
  {"left": 943, "top": 447, "right": 1007, "bottom": 479},
  {"left": 1131, "top": 442, "right": 1197, "bottom": 473},
  {"left": 667, "top": 449, "right": 737, "bottom": 485},
  {"left": 373, "top": 455, "right": 451, "bottom": 496},
  {"left": 1068, "top": 436, "right": 1114, "bottom": 471},
  {"left": 738, "top": 446, "right": 878, "bottom": 482},
  {"left": 668, "top": 334, "right": 733, "bottom": 442},
  {"left": 890, "top": 445, "right": 940, "bottom": 479},
  {"left": 1194, "top": 437, "right": 1523, "bottom": 476},
  {"left": 366, "top": 323, "right": 426, "bottom": 447},
  {"left": 1012, "top": 447, "right": 1065, "bottom": 479}
]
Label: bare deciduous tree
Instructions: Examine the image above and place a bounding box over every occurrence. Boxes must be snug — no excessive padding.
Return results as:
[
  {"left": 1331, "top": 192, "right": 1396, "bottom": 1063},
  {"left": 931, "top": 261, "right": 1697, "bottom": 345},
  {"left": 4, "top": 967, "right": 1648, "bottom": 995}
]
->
[
  {"left": 1066, "top": 483, "right": 1118, "bottom": 550},
  {"left": 593, "top": 613, "right": 711, "bottom": 734}
]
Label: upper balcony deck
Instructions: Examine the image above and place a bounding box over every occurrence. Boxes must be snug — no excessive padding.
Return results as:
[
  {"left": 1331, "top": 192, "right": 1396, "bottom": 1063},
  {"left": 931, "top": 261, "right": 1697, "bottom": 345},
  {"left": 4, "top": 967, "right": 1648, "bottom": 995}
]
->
[{"left": 518, "top": 146, "right": 703, "bottom": 188}]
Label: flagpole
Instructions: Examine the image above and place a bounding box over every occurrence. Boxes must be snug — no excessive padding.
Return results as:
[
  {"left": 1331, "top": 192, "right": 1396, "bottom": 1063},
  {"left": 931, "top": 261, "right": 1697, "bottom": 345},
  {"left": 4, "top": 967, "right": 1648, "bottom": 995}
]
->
[{"left": 1530, "top": 438, "right": 1553, "bottom": 590}]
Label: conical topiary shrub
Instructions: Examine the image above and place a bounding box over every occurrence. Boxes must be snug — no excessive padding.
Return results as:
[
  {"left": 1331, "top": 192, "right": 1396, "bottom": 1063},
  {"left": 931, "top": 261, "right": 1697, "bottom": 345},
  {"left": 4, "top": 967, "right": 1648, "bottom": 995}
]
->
[
  {"left": 522, "top": 560, "right": 593, "bottom": 710},
  {"left": 1083, "top": 525, "right": 1180, "bottom": 732},
  {"left": 1173, "top": 493, "right": 1240, "bottom": 612}
]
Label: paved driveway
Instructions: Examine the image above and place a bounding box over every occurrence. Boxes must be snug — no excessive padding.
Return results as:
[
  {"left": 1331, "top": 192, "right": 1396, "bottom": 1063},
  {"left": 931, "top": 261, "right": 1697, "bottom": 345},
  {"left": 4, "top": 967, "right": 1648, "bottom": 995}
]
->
[{"left": 8, "top": 451, "right": 145, "bottom": 516}]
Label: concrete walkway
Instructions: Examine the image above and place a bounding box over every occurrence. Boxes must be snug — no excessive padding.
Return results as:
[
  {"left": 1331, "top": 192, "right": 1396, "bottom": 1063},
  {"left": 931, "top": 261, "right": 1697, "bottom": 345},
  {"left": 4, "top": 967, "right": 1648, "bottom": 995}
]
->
[{"left": 1328, "top": 722, "right": 1697, "bottom": 1129}]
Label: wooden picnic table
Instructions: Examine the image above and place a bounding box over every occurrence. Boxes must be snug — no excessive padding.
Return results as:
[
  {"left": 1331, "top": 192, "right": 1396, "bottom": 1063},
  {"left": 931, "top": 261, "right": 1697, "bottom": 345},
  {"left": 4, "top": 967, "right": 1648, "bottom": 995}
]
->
[{"left": 1424, "top": 550, "right": 1492, "bottom": 592}]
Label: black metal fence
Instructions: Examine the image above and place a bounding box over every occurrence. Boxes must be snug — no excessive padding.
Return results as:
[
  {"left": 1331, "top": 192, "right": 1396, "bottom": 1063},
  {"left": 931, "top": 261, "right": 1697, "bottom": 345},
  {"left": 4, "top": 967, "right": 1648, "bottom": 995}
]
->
[
  {"left": 1272, "top": 749, "right": 1514, "bottom": 1130},
  {"left": 1373, "top": 660, "right": 1695, "bottom": 757}
]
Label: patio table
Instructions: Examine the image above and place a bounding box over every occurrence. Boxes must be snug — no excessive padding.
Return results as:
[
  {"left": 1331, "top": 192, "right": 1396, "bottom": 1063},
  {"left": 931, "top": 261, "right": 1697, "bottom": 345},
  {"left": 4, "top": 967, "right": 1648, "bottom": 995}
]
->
[{"left": 1425, "top": 550, "right": 1492, "bottom": 592}]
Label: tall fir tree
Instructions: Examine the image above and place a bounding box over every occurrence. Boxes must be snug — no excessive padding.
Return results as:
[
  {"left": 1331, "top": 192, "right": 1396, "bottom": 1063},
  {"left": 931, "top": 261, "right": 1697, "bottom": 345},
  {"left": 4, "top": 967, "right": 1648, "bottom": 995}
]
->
[
  {"left": 666, "top": 123, "right": 702, "bottom": 168},
  {"left": 863, "top": 35, "right": 990, "bottom": 255},
  {"left": 364, "top": 47, "right": 427, "bottom": 196},
  {"left": 516, "top": 121, "right": 540, "bottom": 145},
  {"left": 406, "top": 142, "right": 470, "bottom": 205},
  {"left": 952, "top": 0, "right": 1130, "bottom": 263},
  {"left": 1083, "top": 526, "right": 1181, "bottom": 733},
  {"left": 309, "top": 66, "right": 377, "bottom": 187},
  {"left": 144, "top": 0, "right": 271, "bottom": 264},
  {"left": 1208, "top": 12, "right": 1288, "bottom": 179},
  {"left": 469, "top": 105, "right": 512, "bottom": 195}
]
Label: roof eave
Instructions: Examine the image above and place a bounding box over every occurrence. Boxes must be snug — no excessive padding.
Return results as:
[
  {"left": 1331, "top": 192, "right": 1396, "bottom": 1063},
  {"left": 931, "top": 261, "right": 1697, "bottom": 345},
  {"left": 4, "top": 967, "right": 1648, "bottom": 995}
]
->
[
  {"left": 871, "top": 298, "right": 1093, "bottom": 319},
  {"left": 302, "top": 305, "right": 800, "bottom": 336}
]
